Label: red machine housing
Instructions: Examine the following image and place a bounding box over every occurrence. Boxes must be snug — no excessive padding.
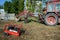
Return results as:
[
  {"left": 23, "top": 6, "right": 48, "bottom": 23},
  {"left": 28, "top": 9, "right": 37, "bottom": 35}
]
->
[{"left": 4, "top": 24, "right": 22, "bottom": 36}]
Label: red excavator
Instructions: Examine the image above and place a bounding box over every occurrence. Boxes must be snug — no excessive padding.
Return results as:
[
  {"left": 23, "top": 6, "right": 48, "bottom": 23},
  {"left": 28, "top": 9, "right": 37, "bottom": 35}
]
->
[{"left": 17, "top": 0, "right": 60, "bottom": 26}]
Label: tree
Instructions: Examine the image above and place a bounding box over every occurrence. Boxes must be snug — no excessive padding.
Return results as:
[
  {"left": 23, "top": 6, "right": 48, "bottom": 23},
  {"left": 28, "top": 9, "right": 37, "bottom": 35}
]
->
[
  {"left": 26, "top": 0, "right": 37, "bottom": 12},
  {"left": 4, "top": 1, "right": 15, "bottom": 13},
  {"left": 38, "top": 3, "right": 42, "bottom": 13},
  {"left": 11, "top": 0, "right": 24, "bottom": 15},
  {"left": 26, "top": 0, "right": 42, "bottom": 13},
  {"left": 4, "top": 0, "right": 24, "bottom": 15}
]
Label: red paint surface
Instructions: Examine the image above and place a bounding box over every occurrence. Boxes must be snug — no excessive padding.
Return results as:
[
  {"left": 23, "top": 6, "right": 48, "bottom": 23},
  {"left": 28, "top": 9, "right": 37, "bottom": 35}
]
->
[
  {"left": 4, "top": 24, "right": 22, "bottom": 36},
  {"left": 53, "top": 0, "right": 60, "bottom": 1}
]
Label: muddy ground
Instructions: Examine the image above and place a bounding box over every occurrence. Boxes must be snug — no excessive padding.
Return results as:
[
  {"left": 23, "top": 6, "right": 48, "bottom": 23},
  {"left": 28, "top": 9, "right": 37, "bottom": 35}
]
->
[{"left": 0, "top": 20, "right": 60, "bottom": 40}]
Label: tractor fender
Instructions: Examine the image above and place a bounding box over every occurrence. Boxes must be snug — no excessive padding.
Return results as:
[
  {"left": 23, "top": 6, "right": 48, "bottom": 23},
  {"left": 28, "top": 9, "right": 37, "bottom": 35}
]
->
[{"left": 43, "top": 12, "right": 58, "bottom": 18}]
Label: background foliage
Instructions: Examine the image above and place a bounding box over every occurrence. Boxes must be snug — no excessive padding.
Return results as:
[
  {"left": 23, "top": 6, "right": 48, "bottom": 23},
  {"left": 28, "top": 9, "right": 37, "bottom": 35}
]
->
[{"left": 4, "top": 0, "right": 24, "bottom": 15}]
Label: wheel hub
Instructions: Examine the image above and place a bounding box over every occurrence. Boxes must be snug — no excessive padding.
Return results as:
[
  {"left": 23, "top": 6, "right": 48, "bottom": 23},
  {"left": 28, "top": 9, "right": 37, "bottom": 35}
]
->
[{"left": 47, "top": 16, "right": 56, "bottom": 24}]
